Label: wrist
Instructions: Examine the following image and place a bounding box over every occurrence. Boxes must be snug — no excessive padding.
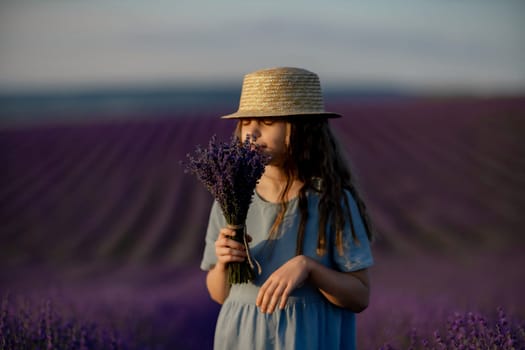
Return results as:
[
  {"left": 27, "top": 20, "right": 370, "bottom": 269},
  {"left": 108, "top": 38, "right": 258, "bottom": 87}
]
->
[
  {"left": 299, "top": 255, "right": 314, "bottom": 278},
  {"left": 214, "top": 261, "right": 228, "bottom": 272}
]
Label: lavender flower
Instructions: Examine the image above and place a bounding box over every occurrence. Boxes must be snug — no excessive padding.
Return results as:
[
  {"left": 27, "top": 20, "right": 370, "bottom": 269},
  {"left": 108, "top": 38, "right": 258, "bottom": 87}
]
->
[
  {"left": 183, "top": 134, "right": 269, "bottom": 283},
  {"left": 381, "top": 308, "right": 525, "bottom": 350}
]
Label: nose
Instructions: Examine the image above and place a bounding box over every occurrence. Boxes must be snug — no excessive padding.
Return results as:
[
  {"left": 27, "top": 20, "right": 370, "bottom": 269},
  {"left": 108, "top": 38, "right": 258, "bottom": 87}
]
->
[{"left": 242, "top": 120, "right": 261, "bottom": 140}]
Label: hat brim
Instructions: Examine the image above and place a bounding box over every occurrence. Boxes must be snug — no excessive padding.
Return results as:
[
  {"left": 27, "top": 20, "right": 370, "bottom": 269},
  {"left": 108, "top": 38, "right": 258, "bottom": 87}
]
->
[{"left": 221, "top": 111, "right": 341, "bottom": 119}]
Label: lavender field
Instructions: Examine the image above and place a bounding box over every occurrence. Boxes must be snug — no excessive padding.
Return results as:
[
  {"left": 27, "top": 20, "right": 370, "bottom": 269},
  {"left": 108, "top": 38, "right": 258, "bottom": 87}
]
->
[{"left": 1, "top": 96, "right": 525, "bottom": 349}]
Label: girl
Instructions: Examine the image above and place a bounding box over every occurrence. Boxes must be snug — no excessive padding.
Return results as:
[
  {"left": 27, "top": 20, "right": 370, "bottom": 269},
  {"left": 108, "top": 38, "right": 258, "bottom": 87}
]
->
[{"left": 200, "top": 67, "right": 374, "bottom": 350}]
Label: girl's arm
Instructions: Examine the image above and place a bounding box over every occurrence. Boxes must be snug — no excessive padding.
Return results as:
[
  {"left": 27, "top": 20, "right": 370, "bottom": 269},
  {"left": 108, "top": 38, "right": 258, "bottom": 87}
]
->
[
  {"left": 309, "top": 258, "right": 369, "bottom": 311},
  {"left": 256, "top": 255, "right": 370, "bottom": 313},
  {"left": 206, "top": 262, "right": 230, "bottom": 304},
  {"left": 205, "top": 227, "right": 247, "bottom": 304}
]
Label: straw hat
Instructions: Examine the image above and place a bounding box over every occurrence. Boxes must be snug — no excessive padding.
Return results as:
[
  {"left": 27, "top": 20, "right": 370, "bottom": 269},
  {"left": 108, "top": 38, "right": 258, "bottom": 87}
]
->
[{"left": 221, "top": 67, "right": 341, "bottom": 119}]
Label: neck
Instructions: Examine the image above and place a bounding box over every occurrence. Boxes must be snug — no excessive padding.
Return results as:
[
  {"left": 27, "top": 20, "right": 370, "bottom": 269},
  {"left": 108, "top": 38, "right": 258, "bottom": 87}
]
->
[{"left": 257, "top": 165, "right": 302, "bottom": 203}]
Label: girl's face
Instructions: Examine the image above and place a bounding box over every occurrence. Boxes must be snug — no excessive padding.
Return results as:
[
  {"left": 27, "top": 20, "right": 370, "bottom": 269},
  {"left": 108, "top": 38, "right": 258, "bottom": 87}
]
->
[{"left": 239, "top": 118, "right": 290, "bottom": 165}]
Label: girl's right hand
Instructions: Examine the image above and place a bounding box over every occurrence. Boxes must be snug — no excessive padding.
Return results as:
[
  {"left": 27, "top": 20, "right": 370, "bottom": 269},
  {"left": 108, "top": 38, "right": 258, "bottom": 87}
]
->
[{"left": 214, "top": 227, "right": 248, "bottom": 267}]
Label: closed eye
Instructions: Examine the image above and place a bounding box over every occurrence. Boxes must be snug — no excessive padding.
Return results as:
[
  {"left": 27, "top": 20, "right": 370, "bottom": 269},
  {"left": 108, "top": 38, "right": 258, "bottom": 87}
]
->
[{"left": 240, "top": 119, "right": 274, "bottom": 126}]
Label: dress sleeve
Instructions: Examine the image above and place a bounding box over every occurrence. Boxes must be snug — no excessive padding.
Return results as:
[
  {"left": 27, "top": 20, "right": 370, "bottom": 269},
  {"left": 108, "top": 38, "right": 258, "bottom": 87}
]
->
[
  {"left": 200, "top": 201, "right": 227, "bottom": 271},
  {"left": 331, "top": 190, "right": 374, "bottom": 272}
]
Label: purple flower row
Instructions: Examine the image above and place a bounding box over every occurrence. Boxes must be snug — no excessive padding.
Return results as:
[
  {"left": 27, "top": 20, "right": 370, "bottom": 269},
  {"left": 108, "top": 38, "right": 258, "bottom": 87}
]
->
[
  {"left": 2, "top": 289, "right": 523, "bottom": 349},
  {"left": 379, "top": 307, "right": 525, "bottom": 350},
  {"left": 0, "top": 292, "right": 128, "bottom": 350}
]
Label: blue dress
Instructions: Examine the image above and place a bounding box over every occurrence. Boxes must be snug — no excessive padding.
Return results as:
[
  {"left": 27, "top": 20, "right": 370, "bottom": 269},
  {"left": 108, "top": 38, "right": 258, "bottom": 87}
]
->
[{"left": 200, "top": 190, "right": 374, "bottom": 350}]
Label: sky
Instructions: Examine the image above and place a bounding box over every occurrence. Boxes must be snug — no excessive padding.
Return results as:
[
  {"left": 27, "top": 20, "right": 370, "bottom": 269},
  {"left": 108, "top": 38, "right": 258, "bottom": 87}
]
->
[{"left": 0, "top": 0, "right": 524, "bottom": 94}]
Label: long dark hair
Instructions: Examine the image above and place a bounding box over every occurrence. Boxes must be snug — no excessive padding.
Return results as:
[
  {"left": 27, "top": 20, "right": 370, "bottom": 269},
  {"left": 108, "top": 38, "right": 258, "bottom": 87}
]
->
[{"left": 235, "top": 117, "right": 374, "bottom": 256}]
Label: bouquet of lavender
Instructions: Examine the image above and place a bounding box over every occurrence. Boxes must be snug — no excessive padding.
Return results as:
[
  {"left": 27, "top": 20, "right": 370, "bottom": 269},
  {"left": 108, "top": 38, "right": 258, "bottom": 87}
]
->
[{"left": 183, "top": 135, "right": 269, "bottom": 284}]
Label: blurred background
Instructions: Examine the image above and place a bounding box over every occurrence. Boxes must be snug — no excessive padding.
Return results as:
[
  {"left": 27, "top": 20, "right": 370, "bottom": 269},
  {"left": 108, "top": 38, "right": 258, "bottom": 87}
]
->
[{"left": 1, "top": 1, "right": 524, "bottom": 349}]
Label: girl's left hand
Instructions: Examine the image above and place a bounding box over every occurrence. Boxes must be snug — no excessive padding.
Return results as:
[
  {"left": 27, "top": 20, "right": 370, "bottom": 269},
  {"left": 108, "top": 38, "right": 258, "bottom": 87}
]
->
[{"left": 256, "top": 255, "right": 311, "bottom": 313}]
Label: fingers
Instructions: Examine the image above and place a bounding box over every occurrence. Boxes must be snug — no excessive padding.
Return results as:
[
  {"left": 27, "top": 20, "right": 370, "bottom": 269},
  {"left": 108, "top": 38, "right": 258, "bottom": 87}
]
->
[
  {"left": 256, "top": 280, "right": 290, "bottom": 314},
  {"left": 219, "top": 227, "right": 236, "bottom": 239},
  {"left": 278, "top": 286, "right": 292, "bottom": 310},
  {"left": 221, "top": 228, "right": 252, "bottom": 244},
  {"left": 217, "top": 229, "right": 245, "bottom": 250},
  {"left": 255, "top": 280, "right": 270, "bottom": 307},
  {"left": 215, "top": 228, "right": 247, "bottom": 264},
  {"left": 216, "top": 247, "right": 246, "bottom": 263},
  {"left": 255, "top": 256, "right": 310, "bottom": 314}
]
